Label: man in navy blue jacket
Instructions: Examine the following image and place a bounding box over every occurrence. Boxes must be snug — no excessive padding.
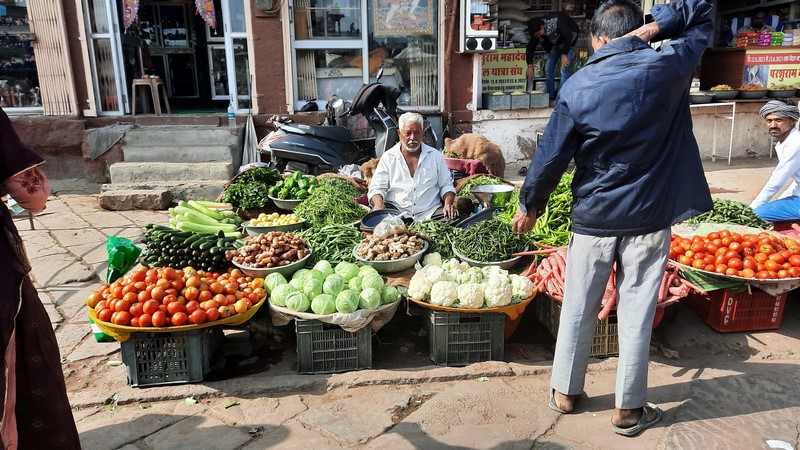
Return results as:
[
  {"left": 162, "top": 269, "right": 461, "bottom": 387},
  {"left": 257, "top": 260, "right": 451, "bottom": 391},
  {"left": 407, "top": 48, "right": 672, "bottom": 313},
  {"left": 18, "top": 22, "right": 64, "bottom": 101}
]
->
[{"left": 513, "top": 0, "right": 713, "bottom": 437}]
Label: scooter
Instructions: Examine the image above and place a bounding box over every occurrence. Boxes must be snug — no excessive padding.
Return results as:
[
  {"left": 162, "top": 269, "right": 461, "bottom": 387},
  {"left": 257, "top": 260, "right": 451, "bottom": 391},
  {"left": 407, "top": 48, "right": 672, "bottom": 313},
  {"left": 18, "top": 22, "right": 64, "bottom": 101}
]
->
[{"left": 258, "top": 70, "right": 438, "bottom": 175}]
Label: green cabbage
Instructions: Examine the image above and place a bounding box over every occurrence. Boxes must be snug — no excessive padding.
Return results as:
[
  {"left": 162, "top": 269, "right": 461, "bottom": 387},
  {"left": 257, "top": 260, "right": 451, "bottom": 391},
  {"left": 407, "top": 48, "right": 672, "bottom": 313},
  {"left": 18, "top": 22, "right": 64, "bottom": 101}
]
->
[
  {"left": 312, "top": 260, "right": 334, "bottom": 278},
  {"left": 293, "top": 268, "right": 311, "bottom": 283},
  {"left": 361, "top": 274, "right": 384, "bottom": 291},
  {"left": 302, "top": 272, "right": 323, "bottom": 299},
  {"left": 285, "top": 291, "right": 311, "bottom": 312},
  {"left": 335, "top": 262, "right": 360, "bottom": 283},
  {"left": 335, "top": 289, "right": 360, "bottom": 313},
  {"left": 323, "top": 274, "right": 344, "bottom": 296},
  {"left": 359, "top": 288, "right": 382, "bottom": 310},
  {"left": 270, "top": 283, "right": 297, "bottom": 307},
  {"left": 264, "top": 272, "right": 288, "bottom": 293},
  {"left": 289, "top": 277, "right": 303, "bottom": 291},
  {"left": 381, "top": 285, "right": 400, "bottom": 304},
  {"left": 359, "top": 265, "right": 379, "bottom": 278},
  {"left": 348, "top": 276, "right": 363, "bottom": 291},
  {"left": 311, "top": 294, "right": 337, "bottom": 315}
]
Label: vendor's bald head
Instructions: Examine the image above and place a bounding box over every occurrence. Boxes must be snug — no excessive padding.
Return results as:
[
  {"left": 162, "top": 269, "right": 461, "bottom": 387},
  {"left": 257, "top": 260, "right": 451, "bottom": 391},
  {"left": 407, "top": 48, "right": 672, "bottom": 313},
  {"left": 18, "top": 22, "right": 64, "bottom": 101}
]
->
[{"left": 760, "top": 99, "right": 799, "bottom": 142}]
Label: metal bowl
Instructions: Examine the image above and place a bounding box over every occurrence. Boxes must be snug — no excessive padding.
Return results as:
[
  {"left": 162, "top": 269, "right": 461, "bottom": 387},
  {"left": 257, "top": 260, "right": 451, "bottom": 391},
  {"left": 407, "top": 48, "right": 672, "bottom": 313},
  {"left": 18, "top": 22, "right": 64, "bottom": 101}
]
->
[
  {"left": 688, "top": 93, "right": 714, "bottom": 104},
  {"left": 244, "top": 219, "right": 306, "bottom": 236},
  {"left": 470, "top": 184, "right": 515, "bottom": 209},
  {"left": 352, "top": 241, "right": 429, "bottom": 274},
  {"left": 767, "top": 89, "right": 797, "bottom": 98},
  {"left": 710, "top": 90, "right": 739, "bottom": 100},
  {"left": 267, "top": 195, "right": 305, "bottom": 211},
  {"left": 738, "top": 90, "right": 768, "bottom": 99},
  {"left": 230, "top": 248, "right": 312, "bottom": 278},
  {"left": 451, "top": 244, "right": 525, "bottom": 270}
]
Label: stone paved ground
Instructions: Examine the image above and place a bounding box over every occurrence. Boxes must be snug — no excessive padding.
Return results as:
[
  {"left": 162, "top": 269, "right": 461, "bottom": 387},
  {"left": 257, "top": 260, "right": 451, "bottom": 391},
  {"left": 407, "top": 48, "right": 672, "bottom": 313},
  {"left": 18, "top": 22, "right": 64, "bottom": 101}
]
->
[{"left": 14, "top": 157, "right": 800, "bottom": 449}]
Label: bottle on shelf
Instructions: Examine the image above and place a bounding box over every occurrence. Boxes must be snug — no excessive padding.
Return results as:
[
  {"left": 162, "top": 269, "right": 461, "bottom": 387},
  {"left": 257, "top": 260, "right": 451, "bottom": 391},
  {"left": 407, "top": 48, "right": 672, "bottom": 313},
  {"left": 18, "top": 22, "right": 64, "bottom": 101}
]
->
[{"left": 227, "top": 101, "right": 236, "bottom": 128}]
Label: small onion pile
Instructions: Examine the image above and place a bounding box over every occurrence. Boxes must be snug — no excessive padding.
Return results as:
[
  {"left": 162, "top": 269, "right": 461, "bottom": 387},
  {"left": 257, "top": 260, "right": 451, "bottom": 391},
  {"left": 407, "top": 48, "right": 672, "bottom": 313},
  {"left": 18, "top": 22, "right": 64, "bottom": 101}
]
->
[{"left": 226, "top": 231, "right": 310, "bottom": 268}]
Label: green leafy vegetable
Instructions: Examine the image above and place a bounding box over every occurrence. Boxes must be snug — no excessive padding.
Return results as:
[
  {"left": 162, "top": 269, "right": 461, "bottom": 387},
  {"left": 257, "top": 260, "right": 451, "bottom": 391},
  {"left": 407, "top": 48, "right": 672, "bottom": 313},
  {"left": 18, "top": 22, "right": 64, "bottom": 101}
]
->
[
  {"left": 318, "top": 177, "right": 363, "bottom": 198},
  {"left": 222, "top": 168, "right": 283, "bottom": 209},
  {"left": 294, "top": 184, "right": 367, "bottom": 227}
]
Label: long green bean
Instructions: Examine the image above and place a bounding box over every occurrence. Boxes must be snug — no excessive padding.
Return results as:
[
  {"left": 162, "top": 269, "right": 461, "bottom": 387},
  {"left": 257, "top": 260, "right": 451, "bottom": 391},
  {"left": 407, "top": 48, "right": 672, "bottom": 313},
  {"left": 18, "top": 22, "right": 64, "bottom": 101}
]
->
[
  {"left": 296, "top": 224, "right": 363, "bottom": 263},
  {"left": 685, "top": 198, "right": 770, "bottom": 229},
  {"left": 409, "top": 220, "right": 459, "bottom": 259},
  {"left": 452, "top": 219, "right": 529, "bottom": 261},
  {"left": 294, "top": 184, "right": 367, "bottom": 227}
]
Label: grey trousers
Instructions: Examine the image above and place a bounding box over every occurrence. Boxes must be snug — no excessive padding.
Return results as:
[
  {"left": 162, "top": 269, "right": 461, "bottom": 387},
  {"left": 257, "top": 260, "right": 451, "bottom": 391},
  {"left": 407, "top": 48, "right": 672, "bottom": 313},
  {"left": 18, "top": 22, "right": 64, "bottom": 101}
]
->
[{"left": 550, "top": 228, "right": 671, "bottom": 409}]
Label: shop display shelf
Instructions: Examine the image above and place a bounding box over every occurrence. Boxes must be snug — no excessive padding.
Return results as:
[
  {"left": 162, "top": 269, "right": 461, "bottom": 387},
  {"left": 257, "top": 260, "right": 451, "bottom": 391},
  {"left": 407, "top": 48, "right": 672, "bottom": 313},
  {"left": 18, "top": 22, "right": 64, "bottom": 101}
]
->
[
  {"left": 684, "top": 288, "right": 786, "bottom": 333},
  {"left": 295, "top": 318, "right": 372, "bottom": 374},
  {"left": 121, "top": 327, "right": 223, "bottom": 387},
  {"left": 428, "top": 310, "right": 505, "bottom": 366}
]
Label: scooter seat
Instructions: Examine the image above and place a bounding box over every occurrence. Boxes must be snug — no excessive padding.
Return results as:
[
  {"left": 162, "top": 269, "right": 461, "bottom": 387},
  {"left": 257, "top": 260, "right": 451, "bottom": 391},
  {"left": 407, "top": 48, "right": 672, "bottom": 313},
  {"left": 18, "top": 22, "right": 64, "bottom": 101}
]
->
[{"left": 291, "top": 124, "right": 351, "bottom": 144}]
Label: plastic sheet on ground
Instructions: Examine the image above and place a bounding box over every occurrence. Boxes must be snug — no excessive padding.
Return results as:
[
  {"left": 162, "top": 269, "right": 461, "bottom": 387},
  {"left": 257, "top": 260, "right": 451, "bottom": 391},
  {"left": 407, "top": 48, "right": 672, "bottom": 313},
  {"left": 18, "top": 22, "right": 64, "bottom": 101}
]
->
[
  {"left": 268, "top": 300, "right": 400, "bottom": 333},
  {"left": 88, "top": 297, "right": 267, "bottom": 342},
  {"left": 671, "top": 222, "right": 800, "bottom": 296}
]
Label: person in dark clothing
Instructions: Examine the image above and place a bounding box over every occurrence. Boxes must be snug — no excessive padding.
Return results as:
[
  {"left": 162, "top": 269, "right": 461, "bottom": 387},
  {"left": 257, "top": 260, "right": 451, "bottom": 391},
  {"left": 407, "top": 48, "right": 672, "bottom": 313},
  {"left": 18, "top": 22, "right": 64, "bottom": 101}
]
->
[
  {"left": 0, "top": 107, "right": 81, "bottom": 449},
  {"left": 526, "top": 12, "right": 581, "bottom": 103},
  {"left": 513, "top": 0, "right": 714, "bottom": 437}
]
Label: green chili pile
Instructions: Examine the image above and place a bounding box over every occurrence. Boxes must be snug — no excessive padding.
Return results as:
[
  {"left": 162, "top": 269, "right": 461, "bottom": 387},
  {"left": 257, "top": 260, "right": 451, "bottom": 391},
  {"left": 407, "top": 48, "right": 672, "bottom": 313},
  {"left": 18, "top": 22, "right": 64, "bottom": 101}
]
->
[
  {"left": 318, "top": 177, "right": 363, "bottom": 199},
  {"left": 457, "top": 175, "right": 507, "bottom": 199},
  {"left": 497, "top": 172, "right": 573, "bottom": 247},
  {"left": 296, "top": 224, "right": 363, "bottom": 263},
  {"left": 452, "top": 219, "right": 529, "bottom": 262},
  {"left": 294, "top": 184, "right": 367, "bottom": 227},
  {"left": 409, "top": 220, "right": 460, "bottom": 259},
  {"left": 685, "top": 198, "right": 770, "bottom": 229}
]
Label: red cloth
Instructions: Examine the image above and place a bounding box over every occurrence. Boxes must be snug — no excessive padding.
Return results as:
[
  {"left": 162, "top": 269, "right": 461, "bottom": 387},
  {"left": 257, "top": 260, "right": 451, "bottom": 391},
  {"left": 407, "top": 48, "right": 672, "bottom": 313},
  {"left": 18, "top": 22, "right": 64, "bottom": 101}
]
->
[{"left": 444, "top": 158, "right": 487, "bottom": 176}]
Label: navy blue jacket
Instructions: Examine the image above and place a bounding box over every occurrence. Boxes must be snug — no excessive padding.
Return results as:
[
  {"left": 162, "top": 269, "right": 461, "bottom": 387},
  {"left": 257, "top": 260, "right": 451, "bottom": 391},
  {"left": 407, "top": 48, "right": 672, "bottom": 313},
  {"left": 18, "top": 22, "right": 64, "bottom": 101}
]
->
[{"left": 519, "top": 0, "right": 714, "bottom": 237}]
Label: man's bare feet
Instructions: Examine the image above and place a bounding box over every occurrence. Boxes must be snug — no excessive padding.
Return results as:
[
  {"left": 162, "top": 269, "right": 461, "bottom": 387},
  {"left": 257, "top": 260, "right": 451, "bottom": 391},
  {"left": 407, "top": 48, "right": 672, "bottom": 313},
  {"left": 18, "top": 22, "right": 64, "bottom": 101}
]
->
[
  {"left": 552, "top": 390, "right": 577, "bottom": 413},
  {"left": 611, "top": 407, "right": 641, "bottom": 428}
]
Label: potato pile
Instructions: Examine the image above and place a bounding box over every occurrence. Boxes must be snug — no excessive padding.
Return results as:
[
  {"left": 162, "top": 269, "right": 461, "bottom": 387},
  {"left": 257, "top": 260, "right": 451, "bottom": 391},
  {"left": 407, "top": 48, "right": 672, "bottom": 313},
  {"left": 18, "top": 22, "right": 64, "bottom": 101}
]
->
[
  {"left": 226, "top": 231, "right": 310, "bottom": 268},
  {"left": 355, "top": 232, "right": 426, "bottom": 261}
]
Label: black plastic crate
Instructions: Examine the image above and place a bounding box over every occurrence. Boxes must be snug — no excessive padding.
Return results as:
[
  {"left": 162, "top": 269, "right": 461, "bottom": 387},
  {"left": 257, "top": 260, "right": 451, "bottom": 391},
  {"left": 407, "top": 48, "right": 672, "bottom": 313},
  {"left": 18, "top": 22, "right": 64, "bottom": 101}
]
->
[
  {"left": 121, "top": 327, "right": 223, "bottom": 387},
  {"left": 429, "top": 310, "right": 505, "bottom": 366},
  {"left": 295, "top": 319, "right": 372, "bottom": 374}
]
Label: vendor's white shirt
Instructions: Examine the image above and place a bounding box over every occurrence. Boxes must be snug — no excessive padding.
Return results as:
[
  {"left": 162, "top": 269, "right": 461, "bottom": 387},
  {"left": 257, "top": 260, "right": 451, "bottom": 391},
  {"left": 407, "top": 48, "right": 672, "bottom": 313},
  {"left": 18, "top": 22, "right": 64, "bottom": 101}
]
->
[
  {"left": 751, "top": 128, "right": 800, "bottom": 208},
  {"left": 367, "top": 142, "right": 456, "bottom": 220}
]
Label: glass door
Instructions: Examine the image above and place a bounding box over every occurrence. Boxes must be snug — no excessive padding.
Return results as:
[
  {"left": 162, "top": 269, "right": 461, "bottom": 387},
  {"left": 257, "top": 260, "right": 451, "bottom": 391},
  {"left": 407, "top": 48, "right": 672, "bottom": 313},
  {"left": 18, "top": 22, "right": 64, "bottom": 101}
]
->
[
  {"left": 216, "top": 0, "right": 252, "bottom": 112},
  {"left": 83, "top": 0, "right": 127, "bottom": 115}
]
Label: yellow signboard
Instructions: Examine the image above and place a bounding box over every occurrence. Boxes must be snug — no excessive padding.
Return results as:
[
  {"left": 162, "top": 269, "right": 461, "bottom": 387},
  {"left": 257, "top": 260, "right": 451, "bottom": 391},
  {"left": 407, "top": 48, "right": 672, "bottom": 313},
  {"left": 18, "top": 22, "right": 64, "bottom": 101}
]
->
[
  {"left": 743, "top": 48, "right": 800, "bottom": 88},
  {"left": 481, "top": 48, "right": 527, "bottom": 94}
]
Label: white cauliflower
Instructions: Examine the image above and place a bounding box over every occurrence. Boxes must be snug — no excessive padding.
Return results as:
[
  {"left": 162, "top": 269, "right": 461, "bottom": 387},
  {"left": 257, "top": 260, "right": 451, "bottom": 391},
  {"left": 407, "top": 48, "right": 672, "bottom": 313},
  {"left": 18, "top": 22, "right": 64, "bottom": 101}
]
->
[
  {"left": 509, "top": 274, "right": 535, "bottom": 299},
  {"left": 456, "top": 267, "right": 485, "bottom": 284},
  {"left": 483, "top": 274, "right": 513, "bottom": 307},
  {"left": 481, "top": 265, "right": 509, "bottom": 278},
  {"left": 443, "top": 258, "right": 470, "bottom": 274},
  {"left": 408, "top": 270, "right": 434, "bottom": 300},
  {"left": 456, "top": 283, "right": 485, "bottom": 309},
  {"left": 422, "top": 265, "right": 453, "bottom": 284},
  {"left": 422, "top": 252, "right": 443, "bottom": 267},
  {"left": 429, "top": 280, "right": 458, "bottom": 307}
]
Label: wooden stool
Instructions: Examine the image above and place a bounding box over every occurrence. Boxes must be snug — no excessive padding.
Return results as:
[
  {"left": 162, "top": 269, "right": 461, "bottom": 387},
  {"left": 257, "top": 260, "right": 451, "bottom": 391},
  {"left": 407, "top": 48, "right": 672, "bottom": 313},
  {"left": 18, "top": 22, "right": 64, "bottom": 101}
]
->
[{"left": 131, "top": 78, "right": 171, "bottom": 115}]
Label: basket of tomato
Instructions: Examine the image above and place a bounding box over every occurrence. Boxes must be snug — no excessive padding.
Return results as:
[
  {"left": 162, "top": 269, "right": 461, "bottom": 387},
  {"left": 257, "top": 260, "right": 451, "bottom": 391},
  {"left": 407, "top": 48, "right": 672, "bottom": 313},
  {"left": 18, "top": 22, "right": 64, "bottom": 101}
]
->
[
  {"left": 669, "top": 227, "right": 800, "bottom": 282},
  {"left": 87, "top": 266, "right": 267, "bottom": 342}
]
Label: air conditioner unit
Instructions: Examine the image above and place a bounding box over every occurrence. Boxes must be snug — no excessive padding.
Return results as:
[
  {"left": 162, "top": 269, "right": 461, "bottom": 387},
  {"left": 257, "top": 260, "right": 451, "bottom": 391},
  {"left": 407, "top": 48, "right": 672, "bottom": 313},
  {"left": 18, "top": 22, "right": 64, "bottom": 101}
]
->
[{"left": 458, "top": 0, "right": 499, "bottom": 53}]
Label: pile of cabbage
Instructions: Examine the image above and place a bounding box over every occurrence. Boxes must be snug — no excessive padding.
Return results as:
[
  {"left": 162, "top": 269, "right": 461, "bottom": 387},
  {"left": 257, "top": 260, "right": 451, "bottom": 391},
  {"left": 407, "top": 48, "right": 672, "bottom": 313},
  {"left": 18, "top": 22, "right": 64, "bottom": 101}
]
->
[
  {"left": 266, "top": 260, "right": 400, "bottom": 315},
  {"left": 407, "top": 252, "right": 535, "bottom": 309}
]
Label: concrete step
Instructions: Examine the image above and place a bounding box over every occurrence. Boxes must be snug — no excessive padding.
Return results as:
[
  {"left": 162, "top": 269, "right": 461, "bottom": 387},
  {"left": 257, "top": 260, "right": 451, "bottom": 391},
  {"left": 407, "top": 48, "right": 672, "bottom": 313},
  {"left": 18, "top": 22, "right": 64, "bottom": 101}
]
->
[
  {"left": 101, "top": 181, "right": 229, "bottom": 203},
  {"left": 123, "top": 145, "right": 236, "bottom": 163},
  {"left": 109, "top": 162, "right": 233, "bottom": 183},
  {"left": 123, "top": 125, "right": 240, "bottom": 147}
]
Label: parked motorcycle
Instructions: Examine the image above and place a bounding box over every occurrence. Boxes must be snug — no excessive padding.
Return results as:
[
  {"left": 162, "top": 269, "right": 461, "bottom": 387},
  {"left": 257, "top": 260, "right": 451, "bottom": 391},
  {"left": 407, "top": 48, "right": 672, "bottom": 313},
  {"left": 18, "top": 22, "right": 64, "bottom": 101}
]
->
[{"left": 258, "top": 70, "right": 438, "bottom": 175}]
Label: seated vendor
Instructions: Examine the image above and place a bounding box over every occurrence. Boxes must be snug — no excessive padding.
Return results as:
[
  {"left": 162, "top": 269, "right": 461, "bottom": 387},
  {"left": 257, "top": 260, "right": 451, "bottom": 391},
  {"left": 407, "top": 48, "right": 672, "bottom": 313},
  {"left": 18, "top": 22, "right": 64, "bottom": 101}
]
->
[
  {"left": 368, "top": 112, "right": 460, "bottom": 222},
  {"left": 750, "top": 99, "right": 800, "bottom": 223}
]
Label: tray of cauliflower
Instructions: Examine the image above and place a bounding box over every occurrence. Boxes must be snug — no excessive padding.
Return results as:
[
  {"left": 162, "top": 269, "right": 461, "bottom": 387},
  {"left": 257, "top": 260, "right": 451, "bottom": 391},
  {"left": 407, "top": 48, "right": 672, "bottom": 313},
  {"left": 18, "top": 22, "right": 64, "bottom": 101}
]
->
[{"left": 406, "top": 252, "right": 536, "bottom": 320}]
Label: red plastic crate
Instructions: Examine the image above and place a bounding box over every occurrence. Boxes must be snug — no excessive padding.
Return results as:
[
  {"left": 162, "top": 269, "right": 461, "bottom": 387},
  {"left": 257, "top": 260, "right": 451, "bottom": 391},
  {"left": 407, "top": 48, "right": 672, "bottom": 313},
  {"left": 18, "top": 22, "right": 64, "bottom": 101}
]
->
[{"left": 685, "top": 288, "right": 786, "bottom": 332}]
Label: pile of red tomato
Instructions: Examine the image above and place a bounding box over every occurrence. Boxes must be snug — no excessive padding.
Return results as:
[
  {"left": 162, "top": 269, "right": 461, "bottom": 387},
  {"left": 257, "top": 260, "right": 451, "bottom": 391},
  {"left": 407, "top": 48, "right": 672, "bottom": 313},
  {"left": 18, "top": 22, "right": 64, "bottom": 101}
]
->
[
  {"left": 669, "top": 230, "right": 800, "bottom": 280},
  {"left": 87, "top": 266, "right": 265, "bottom": 327}
]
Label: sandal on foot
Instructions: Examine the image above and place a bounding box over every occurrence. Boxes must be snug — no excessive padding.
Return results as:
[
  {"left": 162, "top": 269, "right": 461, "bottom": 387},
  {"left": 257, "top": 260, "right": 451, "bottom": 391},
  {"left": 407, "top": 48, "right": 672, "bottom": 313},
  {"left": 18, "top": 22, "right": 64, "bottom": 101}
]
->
[
  {"left": 548, "top": 389, "right": 580, "bottom": 414},
  {"left": 611, "top": 403, "right": 662, "bottom": 437}
]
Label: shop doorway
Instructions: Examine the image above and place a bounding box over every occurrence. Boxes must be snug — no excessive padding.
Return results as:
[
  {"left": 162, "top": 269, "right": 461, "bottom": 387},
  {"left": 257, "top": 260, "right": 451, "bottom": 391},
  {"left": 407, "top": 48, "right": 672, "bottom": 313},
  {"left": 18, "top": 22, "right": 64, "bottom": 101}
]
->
[{"left": 84, "top": 0, "right": 251, "bottom": 116}]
